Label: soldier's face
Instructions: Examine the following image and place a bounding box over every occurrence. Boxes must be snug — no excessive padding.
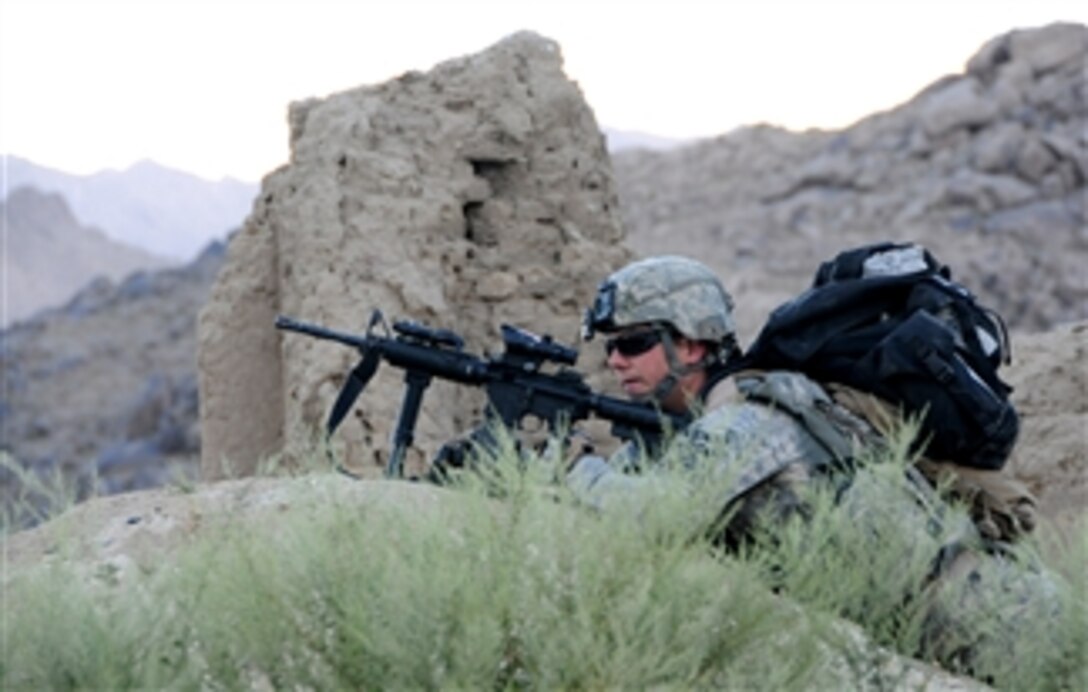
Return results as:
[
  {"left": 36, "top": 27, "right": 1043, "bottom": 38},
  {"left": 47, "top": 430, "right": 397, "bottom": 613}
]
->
[
  {"left": 605, "top": 327, "right": 707, "bottom": 411},
  {"left": 605, "top": 327, "right": 670, "bottom": 398}
]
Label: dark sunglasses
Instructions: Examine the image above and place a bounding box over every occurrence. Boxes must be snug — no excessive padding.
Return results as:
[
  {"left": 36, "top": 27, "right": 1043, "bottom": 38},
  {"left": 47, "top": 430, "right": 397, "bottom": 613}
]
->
[{"left": 604, "top": 329, "right": 665, "bottom": 357}]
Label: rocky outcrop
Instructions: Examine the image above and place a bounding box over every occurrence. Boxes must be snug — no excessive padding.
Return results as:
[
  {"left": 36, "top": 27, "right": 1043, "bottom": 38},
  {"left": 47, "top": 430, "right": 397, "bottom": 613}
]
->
[
  {"left": 614, "top": 22, "right": 1087, "bottom": 342},
  {"left": 198, "top": 32, "right": 632, "bottom": 480}
]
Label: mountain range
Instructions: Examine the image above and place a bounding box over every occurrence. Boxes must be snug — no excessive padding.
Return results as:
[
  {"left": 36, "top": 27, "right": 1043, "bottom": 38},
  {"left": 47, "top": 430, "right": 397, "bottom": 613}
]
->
[{"left": 3, "top": 156, "right": 259, "bottom": 261}]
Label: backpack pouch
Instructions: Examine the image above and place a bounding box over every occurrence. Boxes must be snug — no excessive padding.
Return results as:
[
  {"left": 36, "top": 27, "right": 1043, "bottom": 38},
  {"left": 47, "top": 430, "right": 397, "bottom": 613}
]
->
[{"left": 856, "top": 311, "right": 1018, "bottom": 469}]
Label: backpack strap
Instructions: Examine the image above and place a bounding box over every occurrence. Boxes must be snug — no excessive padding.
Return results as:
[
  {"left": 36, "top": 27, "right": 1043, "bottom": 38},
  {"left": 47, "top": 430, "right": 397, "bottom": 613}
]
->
[{"left": 824, "top": 383, "right": 903, "bottom": 438}]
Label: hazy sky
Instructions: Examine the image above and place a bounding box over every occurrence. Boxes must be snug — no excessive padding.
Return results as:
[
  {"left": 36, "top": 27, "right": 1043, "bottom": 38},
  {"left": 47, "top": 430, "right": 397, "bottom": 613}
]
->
[{"left": 1, "top": 0, "right": 1084, "bottom": 182}]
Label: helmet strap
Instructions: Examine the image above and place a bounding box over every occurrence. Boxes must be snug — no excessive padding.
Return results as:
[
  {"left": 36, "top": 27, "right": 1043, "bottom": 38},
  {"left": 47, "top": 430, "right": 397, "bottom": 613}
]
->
[{"left": 646, "top": 330, "right": 705, "bottom": 406}]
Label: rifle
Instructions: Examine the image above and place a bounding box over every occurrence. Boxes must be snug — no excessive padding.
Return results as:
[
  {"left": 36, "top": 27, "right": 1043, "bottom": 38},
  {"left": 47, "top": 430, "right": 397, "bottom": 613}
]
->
[{"left": 275, "top": 310, "right": 684, "bottom": 478}]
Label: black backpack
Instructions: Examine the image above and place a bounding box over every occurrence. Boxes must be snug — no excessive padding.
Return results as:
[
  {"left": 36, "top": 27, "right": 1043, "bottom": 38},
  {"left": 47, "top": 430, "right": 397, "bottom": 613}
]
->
[{"left": 738, "top": 242, "right": 1018, "bottom": 470}]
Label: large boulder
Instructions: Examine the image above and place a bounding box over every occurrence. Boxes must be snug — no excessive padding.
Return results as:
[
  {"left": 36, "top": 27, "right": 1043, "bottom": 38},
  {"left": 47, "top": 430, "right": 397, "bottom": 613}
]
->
[{"left": 198, "top": 32, "right": 631, "bottom": 480}]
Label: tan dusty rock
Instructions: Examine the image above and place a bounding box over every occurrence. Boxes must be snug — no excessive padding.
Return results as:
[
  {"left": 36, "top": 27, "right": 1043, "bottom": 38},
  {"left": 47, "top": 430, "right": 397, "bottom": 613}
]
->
[
  {"left": 476, "top": 271, "right": 520, "bottom": 301},
  {"left": 1, "top": 476, "right": 455, "bottom": 583},
  {"left": 198, "top": 32, "right": 631, "bottom": 480},
  {"left": 1003, "top": 321, "right": 1088, "bottom": 542},
  {"left": 919, "top": 79, "right": 1002, "bottom": 137}
]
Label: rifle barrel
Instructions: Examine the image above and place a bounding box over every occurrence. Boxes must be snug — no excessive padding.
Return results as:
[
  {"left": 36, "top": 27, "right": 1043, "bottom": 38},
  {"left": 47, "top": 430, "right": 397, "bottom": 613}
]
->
[{"left": 275, "top": 316, "right": 370, "bottom": 350}]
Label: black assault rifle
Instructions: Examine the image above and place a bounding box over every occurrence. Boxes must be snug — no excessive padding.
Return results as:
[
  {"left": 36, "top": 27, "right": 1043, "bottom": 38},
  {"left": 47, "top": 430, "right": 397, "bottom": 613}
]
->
[{"left": 275, "top": 310, "right": 684, "bottom": 478}]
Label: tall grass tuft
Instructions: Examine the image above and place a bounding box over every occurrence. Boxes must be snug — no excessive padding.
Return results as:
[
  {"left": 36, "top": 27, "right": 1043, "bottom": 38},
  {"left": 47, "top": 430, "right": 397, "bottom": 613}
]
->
[
  {"left": 1, "top": 452, "right": 90, "bottom": 532},
  {"left": 737, "top": 425, "right": 1088, "bottom": 690},
  {"left": 2, "top": 433, "right": 1085, "bottom": 689}
]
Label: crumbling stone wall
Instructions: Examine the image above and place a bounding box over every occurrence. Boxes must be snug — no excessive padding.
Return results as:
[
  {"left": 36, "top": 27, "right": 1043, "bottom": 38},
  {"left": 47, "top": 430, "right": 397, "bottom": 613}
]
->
[{"left": 198, "top": 32, "right": 631, "bottom": 479}]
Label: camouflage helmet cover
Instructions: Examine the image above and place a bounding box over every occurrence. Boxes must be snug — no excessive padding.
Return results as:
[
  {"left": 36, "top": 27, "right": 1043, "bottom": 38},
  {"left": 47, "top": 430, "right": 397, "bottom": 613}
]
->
[{"left": 584, "top": 255, "right": 737, "bottom": 343}]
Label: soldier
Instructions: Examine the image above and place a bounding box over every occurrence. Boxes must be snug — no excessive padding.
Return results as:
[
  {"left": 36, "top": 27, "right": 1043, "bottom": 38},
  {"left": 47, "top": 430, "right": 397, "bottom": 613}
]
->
[
  {"left": 567, "top": 254, "right": 876, "bottom": 547},
  {"left": 563, "top": 255, "right": 1065, "bottom": 676}
]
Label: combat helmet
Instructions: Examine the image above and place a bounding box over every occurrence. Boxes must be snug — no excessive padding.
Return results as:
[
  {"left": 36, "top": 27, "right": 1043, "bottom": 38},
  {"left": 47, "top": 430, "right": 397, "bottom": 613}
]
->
[{"left": 583, "top": 255, "right": 737, "bottom": 346}]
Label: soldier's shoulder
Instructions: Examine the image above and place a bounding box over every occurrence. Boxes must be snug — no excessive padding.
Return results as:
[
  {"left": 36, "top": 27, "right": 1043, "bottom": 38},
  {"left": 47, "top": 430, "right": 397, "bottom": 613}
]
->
[
  {"left": 733, "top": 370, "right": 833, "bottom": 412},
  {"left": 689, "top": 396, "right": 812, "bottom": 447}
]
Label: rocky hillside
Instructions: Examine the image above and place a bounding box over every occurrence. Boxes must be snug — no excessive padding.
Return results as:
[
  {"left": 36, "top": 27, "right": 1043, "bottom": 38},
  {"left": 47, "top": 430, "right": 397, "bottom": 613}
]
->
[
  {"left": 4, "top": 156, "right": 258, "bottom": 261},
  {"left": 2, "top": 188, "right": 172, "bottom": 324},
  {"left": 615, "top": 22, "right": 1086, "bottom": 343},
  {"left": 1, "top": 242, "right": 225, "bottom": 518}
]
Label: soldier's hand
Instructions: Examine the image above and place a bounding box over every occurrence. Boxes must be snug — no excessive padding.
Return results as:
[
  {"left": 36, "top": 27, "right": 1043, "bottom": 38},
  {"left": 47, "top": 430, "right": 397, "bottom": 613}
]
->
[
  {"left": 426, "top": 425, "right": 502, "bottom": 484},
  {"left": 535, "top": 427, "right": 597, "bottom": 472}
]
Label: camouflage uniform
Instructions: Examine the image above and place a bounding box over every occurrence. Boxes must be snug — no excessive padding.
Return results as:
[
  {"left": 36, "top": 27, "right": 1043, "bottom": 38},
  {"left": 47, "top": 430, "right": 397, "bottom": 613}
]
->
[
  {"left": 568, "top": 255, "right": 1066, "bottom": 673},
  {"left": 568, "top": 363, "right": 1064, "bottom": 675},
  {"left": 568, "top": 371, "right": 841, "bottom": 548}
]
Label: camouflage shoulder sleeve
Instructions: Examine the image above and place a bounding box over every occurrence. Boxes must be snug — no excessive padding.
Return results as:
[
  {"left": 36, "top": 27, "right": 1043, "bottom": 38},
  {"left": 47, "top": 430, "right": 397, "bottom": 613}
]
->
[
  {"left": 668, "top": 399, "right": 836, "bottom": 509},
  {"left": 734, "top": 370, "right": 876, "bottom": 462}
]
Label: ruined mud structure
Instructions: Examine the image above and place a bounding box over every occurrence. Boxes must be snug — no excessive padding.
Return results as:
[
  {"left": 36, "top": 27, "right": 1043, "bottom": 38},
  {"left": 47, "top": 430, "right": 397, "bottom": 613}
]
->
[{"left": 198, "top": 32, "right": 631, "bottom": 479}]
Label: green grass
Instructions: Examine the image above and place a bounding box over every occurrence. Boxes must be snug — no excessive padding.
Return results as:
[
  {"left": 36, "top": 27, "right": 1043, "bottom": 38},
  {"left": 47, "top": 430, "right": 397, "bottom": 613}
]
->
[
  {"left": 740, "top": 450, "right": 1087, "bottom": 690},
  {"left": 1, "top": 452, "right": 94, "bottom": 534},
  {"left": 2, "top": 436, "right": 1085, "bottom": 690}
]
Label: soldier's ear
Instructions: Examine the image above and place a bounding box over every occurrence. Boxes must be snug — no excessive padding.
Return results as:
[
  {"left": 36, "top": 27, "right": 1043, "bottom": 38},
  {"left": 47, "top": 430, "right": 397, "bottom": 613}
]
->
[{"left": 676, "top": 337, "right": 708, "bottom": 365}]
